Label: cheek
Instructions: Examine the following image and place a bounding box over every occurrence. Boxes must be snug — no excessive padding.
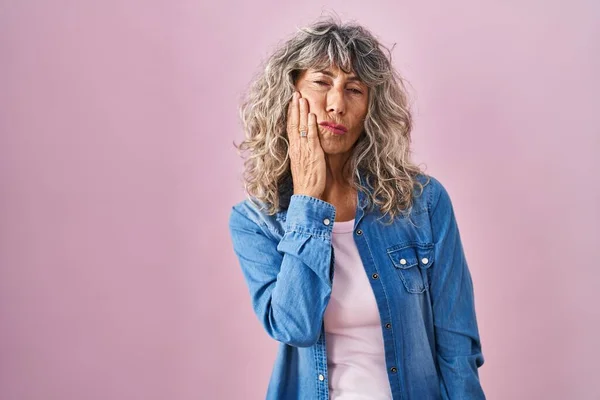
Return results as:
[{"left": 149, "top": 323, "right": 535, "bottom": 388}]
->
[
  {"left": 356, "top": 107, "right": 368, "bottom": 126},
  {"left": 300, "top": 95, "right": 322, "bottom": 112}
]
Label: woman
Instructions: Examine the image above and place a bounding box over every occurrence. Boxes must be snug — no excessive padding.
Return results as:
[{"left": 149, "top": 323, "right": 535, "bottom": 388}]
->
[{"left": 229, "top": 16, "right": 486, "bottom": 400}]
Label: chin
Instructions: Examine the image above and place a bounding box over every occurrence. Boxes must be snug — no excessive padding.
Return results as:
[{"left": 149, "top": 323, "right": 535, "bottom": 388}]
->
[
  {"left": 320, "top": 135, "right": 357, "bottom": 155},
  {"left": 322, "top": 145, "right": 350, "bottom": 155}
]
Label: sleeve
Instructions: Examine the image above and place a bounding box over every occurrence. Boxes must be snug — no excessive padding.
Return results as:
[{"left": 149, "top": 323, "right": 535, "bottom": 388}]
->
[
  {"left": 228, "top": 194, "right": 336, "bottom": 348},
  {"left": 428, "top": 180, "right": 486, "bottom": 399}
]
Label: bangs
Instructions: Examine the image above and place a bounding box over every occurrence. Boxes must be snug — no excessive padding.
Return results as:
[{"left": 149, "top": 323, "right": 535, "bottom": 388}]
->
[{"left": 293, "top": 31, "right": 388, "bottom": 87}]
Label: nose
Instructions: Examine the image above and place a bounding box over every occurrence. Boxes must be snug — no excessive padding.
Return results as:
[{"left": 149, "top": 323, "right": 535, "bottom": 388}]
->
[{"left": 326, "top": 86, "right": 346, "bottom": 115}]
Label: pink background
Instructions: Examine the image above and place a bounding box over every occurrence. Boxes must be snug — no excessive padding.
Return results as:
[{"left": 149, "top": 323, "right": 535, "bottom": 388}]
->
[{"left": 1, "top": 1, "right": 598, "bottom": 399}]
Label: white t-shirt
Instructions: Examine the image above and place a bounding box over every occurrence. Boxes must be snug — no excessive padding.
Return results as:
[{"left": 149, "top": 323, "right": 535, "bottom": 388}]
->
[{"left": 323, "top": 218, "right": 393, "bottom": 399}]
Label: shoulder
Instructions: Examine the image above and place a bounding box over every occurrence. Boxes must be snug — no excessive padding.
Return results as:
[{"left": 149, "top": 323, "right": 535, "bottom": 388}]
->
[
  {"left": 414, "top": 173, "right": 453, "bottom": 213},
  {"left": 229, "top": 197, "right": 265, "bottom": 228}
]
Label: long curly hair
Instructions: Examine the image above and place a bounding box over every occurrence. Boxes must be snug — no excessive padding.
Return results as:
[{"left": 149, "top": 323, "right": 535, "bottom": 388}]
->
[{"left": 234, "top": 15, "right": 430, "bottom": 223}]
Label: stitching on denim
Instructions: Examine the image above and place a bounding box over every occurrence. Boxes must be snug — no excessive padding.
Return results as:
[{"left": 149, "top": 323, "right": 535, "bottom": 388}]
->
[
  {"left": 386, "top": 241, "right": 434, "bottom": 253},
  {"left": 427, "top": 176, "right": 435, "bottom": 212},
  {"left": 287, "top": 225, "right": 332, "bottom": 240},
  {"left": 317, "top": 325, "right": 329, "bottom": 398},
  {"left": 290, "top": 194, "right": 335, "bottom": 209}
]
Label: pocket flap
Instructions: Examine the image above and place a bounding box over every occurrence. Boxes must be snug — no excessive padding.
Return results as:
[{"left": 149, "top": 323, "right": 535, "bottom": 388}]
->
[{"left": 387, "top": 244, "right": 434, "bottom": 270}]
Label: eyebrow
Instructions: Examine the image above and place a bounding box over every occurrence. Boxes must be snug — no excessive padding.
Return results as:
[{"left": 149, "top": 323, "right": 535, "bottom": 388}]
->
[{"left": 314, "top": 69, "right": 364, "bottom": 83}]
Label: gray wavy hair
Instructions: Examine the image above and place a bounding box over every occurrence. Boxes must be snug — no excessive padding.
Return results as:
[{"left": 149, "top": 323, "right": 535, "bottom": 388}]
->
[{"left": 234, "top": 15, "right": 430, "bottom": 223}]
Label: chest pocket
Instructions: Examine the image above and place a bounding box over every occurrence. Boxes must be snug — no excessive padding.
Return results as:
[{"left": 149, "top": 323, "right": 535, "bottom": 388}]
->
[{"left": 387, "top": 243, "right": 434, "bottom": 293}]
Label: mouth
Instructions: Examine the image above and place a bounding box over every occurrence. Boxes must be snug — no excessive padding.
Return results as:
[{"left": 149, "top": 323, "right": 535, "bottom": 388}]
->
[{"left": 319, "top": 121, "right": 348, "bottom": 135}]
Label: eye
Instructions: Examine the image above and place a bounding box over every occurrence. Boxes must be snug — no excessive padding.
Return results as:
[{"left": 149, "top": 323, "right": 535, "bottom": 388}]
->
[
  {"left": 348, "top": 88, "right": 363, "bottom": 94},
  {"left": 314, "top": 80, "right": 329, "bottom": 86}
]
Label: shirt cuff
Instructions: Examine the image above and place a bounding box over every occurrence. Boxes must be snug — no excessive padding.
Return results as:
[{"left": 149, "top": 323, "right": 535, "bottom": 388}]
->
[{"left": 285, "top": 195, "right": 337, "bottom": 238}]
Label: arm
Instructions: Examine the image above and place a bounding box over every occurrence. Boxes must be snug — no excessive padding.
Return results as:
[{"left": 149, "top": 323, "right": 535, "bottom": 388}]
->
[
  {"left": 428, "top": 180, "right": 486, "bottom": 399},
  {"left": 228, "top": 194, "right": 336, "bottom": 348}
]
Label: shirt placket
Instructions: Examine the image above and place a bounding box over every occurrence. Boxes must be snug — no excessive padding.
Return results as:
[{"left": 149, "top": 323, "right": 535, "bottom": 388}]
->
[{"left": 314, "top": 322, "right": 330, "bottom": 399}]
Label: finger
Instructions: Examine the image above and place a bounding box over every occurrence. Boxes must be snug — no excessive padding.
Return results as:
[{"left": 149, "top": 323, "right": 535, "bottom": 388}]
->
[
  {"left": 299, "top": 97, "right": 308, "bottom": 139},
  {"left": 287, "top": 91, "right": 300, "bottom": 136},
  {"left": 286, "top": 91, "right": 299, "bottom": 151},
  {"left": 307, "top": 112, "right": 320, "bottom": 146}
]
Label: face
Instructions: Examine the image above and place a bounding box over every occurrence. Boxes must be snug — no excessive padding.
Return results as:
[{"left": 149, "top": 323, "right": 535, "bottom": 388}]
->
[{"left": 294, "top": 65, "right": 369, "bottom": 155}]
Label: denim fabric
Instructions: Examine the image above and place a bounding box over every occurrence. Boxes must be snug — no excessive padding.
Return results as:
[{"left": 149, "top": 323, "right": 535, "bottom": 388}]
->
[{"left": 228, "top": 173, "right": 485, "bottom": 400}]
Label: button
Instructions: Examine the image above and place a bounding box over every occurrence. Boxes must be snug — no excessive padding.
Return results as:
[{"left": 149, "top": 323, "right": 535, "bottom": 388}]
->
[
  {"left": 356, "top": 229, "right": 362, "bottom": 235},
  {"left": 385, "top": 323, "right": 391, "bottom": 329},
  {"left": 421, "top": 257, "right": 429, "bottom": 264},
  {"left": 323, "top": 218, "right": 331, "bottom": 226},
  {"left": 372, "top": 273, "right": 379, "bottom": 279},
  {"left": 318, "top": 374, "right": 325, "bottom": 381},
  {"left": 390, "top": 367, "right": 397, "bottom": 373},
  {"left": 399, "top": 258, "right": 407, "bottom": 265}
]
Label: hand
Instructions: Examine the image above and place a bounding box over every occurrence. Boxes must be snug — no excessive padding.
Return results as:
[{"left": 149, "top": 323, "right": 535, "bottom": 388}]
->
[{"left": 286, "top": 91, "right": 327, "bottom": 199}]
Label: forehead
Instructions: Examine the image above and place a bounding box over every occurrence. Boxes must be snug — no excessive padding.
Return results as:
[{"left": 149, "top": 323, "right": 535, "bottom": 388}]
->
[{"left": 305, "top": 66, "right": 362, "bottom": 82}]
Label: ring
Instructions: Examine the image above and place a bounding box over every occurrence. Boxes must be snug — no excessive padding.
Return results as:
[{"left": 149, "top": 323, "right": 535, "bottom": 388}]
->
[{"left": 300, "top": 130, "right": 307, "bottom": 137}]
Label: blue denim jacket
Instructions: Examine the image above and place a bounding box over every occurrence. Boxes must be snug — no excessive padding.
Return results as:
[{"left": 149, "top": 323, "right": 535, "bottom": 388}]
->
[{"left": 228, "top": 173, "right": 485, "bottom": 400}]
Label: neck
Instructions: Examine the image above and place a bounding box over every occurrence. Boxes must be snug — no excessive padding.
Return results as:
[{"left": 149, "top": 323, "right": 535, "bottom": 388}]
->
[
  {"left": 324, "top": 152, "right": 352, "bottom": 187},
  {"left": 321, "top": 152, "right": 357, "bottom": 207}
]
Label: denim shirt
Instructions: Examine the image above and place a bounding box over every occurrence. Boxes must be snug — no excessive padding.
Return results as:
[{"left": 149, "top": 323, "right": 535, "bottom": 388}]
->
[{"left": 228, "top": 173, "right": 485, "bottom": 400}]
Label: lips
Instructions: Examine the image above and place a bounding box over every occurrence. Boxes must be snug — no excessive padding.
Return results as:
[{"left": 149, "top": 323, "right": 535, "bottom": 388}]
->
[{"left": 319, "top": 121, "right": 348, "bottom": 135}]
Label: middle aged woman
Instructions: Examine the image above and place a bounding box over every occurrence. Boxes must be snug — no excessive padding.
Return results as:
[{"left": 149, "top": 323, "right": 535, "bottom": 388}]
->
[{"left": 229, "top": 16, "right": 486, "bottom": 400}]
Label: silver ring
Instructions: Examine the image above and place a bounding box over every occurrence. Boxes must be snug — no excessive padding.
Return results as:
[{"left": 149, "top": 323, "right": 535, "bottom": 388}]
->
[{"left": 300, "top": 130, "right": 307, "bottom": 137}]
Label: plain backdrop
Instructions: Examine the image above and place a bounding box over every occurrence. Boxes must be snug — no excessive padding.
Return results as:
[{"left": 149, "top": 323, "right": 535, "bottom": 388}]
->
[{"left": 1, "top": 0, "right": 599, "bottom": 399}]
